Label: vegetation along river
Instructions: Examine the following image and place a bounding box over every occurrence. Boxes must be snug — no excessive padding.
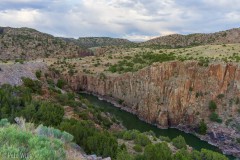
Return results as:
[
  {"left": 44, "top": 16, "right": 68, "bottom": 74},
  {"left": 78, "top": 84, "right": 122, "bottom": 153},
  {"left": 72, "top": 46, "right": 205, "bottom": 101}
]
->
[{"left": 80, "top": 93, "right": 235, "bottom": 160}]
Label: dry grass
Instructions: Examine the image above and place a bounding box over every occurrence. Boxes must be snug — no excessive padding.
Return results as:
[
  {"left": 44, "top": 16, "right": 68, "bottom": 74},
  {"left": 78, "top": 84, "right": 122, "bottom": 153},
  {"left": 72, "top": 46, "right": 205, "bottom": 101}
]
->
[{"left": 42, "top": 43, "right": 240, "bottom": 75}]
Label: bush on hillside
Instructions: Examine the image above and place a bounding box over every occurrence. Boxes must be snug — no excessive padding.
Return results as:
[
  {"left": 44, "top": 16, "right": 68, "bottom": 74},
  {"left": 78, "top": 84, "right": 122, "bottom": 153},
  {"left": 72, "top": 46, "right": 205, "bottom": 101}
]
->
[
  {"left": 56, "top": 79, "right": 66, "bottom": 89},
  {"left": 209, "top": 112, "right": 222, "bottom": 123},
  {"left": 144, "top": 142, "right": 172, "bottom": 160},
  {"left": 159, "top": 136, "right": 171, "bottom": 142},
  {"left": 59, "top": 119, "right": 118, "bottom": 158},
  {"left": 35, "top": 70, "right": 42, "bottom": 79},
  {"left": 209, "top": 100, "right": 217, "bottom": 112},
  {"left": 172, "top": 135, "right": 187, "bottom": 149},
  {"left": 22, "top": 77, "right": 42, "bottom": 94},
  {"left": 198, "top": 119, "right": 207, "bottom": 135},
  {"left": 133, "top": 144, "right": 143, "bottom": 152},
  {"left": 0, "top": 123, "right": 66, "bottom": 160},
  {"left": 134, "top": 134, "right": 151, "bottom": 146}
]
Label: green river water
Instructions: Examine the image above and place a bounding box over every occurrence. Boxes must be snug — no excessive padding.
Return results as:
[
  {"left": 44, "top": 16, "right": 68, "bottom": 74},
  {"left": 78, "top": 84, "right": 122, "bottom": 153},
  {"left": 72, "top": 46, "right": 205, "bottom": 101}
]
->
[{"left": 80, "top": 93, "right": 236, "bottom": 160}]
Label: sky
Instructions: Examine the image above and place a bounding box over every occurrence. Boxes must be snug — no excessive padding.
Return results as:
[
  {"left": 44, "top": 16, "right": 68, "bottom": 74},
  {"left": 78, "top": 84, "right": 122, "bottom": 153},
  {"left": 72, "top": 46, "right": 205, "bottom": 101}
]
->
[{"left": 0, "top": 0, "right": 239, "bottom": 41}]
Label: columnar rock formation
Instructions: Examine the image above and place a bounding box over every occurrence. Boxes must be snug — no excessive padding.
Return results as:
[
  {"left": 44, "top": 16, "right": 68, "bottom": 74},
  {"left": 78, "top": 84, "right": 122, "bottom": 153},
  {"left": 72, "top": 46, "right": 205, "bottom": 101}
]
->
[{"left": 66, "top": 61, "right": 240, "bottom": 128}]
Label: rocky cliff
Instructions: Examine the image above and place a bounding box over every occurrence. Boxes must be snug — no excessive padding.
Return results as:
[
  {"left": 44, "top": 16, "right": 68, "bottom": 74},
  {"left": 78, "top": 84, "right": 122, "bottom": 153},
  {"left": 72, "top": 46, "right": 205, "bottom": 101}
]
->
[
  {"left": 0, "top": 62, "right": 47, "bottom": 86},
  {"left": 66, "top": 61, "right": 240, "bottom": 128}
]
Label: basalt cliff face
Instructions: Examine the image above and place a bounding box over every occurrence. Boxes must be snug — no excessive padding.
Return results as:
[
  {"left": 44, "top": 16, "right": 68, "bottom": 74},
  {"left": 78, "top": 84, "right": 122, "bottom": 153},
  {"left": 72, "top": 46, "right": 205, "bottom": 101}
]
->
[{"left": 66, "top": 61, "right": 240, "bottom": 128}]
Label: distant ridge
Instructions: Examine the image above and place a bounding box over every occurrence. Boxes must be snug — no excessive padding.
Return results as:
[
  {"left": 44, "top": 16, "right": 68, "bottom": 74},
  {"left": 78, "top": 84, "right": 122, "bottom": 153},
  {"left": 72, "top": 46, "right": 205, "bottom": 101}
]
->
[
  {"left": 1, "top": 26, "right": 240, "bottom": 59},
  {"left": 62, "top": 37, "right": 133, "bottom": 48},
  {"left": 141, "top": 28, "right": 240, "bottom": 48},
  {"left": 0, "top": 27, "right": 92, "bottom": 60}
]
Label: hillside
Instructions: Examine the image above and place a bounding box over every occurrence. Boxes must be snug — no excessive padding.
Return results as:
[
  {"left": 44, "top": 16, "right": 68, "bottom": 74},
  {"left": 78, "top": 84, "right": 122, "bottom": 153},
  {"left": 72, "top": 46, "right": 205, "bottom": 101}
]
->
[
  {"left": 70, "top": 37, "right": 133, "bottom": 48},
  {"left": 0, "top": 78, "right": 229, "bottom": 160},
  {"left": 142, "top": 28, "right": 240, "bottom": 48},
  {"left": 0, "top": 27, "right": 92, "bottom": 60}
]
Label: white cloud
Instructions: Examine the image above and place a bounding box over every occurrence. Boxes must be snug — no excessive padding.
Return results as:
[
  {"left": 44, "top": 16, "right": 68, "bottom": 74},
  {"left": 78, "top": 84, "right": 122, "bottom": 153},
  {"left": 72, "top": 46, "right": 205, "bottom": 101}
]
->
[
  {"left": 2, "top": 0, "right": 39, "bottom": 2},
  {"left": 0, "top": 9, "right": 43, "bottom": 27},
  {"left": 202, "top": 0, "right": 240, "bottom": 9},
  {"left": 123, "top": 34, "right": 158, "bottom": 42},
  {"left": 0, "top": 0, "right": 239, "bottom": 40},
  {"left": 224, "top": 12, "right": 240, "bottom": 23}
]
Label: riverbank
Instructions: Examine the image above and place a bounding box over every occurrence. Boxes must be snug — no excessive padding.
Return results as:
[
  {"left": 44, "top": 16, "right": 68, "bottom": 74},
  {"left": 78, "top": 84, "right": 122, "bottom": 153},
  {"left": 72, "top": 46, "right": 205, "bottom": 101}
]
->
[{"left": 80, "top": 91, "right": 239, "bottom": 159}]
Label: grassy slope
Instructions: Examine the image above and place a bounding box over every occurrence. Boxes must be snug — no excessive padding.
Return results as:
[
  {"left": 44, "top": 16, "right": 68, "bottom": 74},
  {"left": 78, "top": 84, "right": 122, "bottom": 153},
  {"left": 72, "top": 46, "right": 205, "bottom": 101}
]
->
[{"left": 44, "top": 43, "right": 240, "bottom": 76}]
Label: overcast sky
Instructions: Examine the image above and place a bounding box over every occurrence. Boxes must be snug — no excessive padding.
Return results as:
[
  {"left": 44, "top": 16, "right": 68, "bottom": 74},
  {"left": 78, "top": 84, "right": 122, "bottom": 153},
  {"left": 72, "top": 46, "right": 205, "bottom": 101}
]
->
[{"left": 0, "top": 0, "right": 239, "bottom": 41}]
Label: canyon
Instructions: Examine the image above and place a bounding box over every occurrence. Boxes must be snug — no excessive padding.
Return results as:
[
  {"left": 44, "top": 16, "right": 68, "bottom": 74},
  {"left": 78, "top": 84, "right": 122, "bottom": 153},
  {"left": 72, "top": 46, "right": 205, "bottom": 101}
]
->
[
  {"left": 1, "top": 26, "right": 240, "bottom": 158},
  {"left": 66, "top": 61, "right": 240, "bottom": 127},
  {"left": 65, "top": 61, "right": 240, "bottom": 157}
]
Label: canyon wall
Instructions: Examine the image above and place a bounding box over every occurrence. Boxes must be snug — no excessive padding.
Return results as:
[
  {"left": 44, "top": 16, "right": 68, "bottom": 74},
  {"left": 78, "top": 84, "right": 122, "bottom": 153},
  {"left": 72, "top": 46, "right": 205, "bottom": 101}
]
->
[{"left": 66, "top": 61, "right": 240, "bottom": 128}]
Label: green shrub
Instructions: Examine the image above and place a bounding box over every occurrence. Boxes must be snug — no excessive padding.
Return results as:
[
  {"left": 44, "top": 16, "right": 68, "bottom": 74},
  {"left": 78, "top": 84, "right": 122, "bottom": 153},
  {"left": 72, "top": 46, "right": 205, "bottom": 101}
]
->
[
  {"left": 119, "top": 143, "right": 127, "bottom": 150},
  {"left": 47, "top": 79, "right": 55, "bottom": 87},
  {"left": 144, "top": 142, "right": 172, "bottom": 160},
  {"left": 15, "top": 59, "right": 24, "bottom": 64},
  {"left": 209, "top": 112, "right": 222, "bottom": 123},
  {"left": 209, "top": 100, "right": 217, "bottom": 112},
  {"left": 0, "top": 119, "right": 10, "bottom": 127},
  {"left": 144, "top": 130, "right": 155, "bottom": 137},
  {"left": 79, "top": 111, "right": 89, "bottom": 120},
  {"left": 172, "top": 136, "right": 187, "bottom": 149},
  {"left": 87, "top": 132, "right": 118, "bottom": 158},
  {"left": 36, "top": 125, "right": 73, "bottom": 143},
  {"left": 108, "top": 65, "right": 117, "bottom": 73},
  {"left": 173, "top": 149, "right": 192, "bottom": 160},
  {"left": 35, "top": 70, "right": 42, "bottom": 79},
  {"left": 123, "top": 131, "right": 135, "bottom": 140},
  {"left": 116, "top": 149, "right": 134, "bottom": 160},
  {"left": 200, "top": 149, "right": 228, "bottom": 160},
  {"left": 96, "top": 113, "right": 113, "bottom": 128},
  {"left": 56, "top": 79, "right": 66, "bottom": 89},
  {"left": 59, "top": 119, "right": 118, "bottom": 158},
  {"left": 22, "top": 77, "right": 42, "bottom": 94},
  {"left": 159, "top": 136, "right": 171, "bottom": 142},
  {"left": 118, "top": 99, "right": 124, "bottom": 104},
  {"left": 198, "top": 119, "right": 207, "bottom": 135},
  {"left": 133, "top": 144, "right": 143, "bottom": 152},
  {"left": 0, "top": 125, "right": 66, "bottom": 160},
  {"left": 36, "top": 102, "right": 64, "bottom": 126},
  {"left": 198, "top": 59, "right": 209, "bottom": 67},
  {"left": 134, "top": 134, "right": 151, "bottom": 146}
]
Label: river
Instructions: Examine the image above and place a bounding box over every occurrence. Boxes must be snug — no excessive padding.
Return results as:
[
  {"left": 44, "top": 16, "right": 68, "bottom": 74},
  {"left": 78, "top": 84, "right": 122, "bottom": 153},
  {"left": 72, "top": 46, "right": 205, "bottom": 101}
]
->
[{"left": 80, "top": 93, "right": 236, "bottom": 160}]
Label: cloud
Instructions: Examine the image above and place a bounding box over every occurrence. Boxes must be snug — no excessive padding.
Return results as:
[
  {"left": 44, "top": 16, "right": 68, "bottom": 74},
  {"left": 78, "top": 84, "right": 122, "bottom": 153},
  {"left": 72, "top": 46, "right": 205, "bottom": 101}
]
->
[
  {"left": 0, "top": 9, "right": 43, "bottom": 27},
  {"left": 123, "top": 34, "right": 159, "bottom": 42},
  {"left": 0, "top": 0, "right": 239, "bottom": 40}
]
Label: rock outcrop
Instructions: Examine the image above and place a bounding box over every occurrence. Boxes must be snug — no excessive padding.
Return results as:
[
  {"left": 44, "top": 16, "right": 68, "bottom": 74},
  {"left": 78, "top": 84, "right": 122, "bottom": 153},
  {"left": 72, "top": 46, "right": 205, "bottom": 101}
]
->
[
  {"left": 66, "top": 61, "right": 240, "bottom": 128},
  {"left": 0, "top": 62, "right": 47, "bottom": 86}
]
